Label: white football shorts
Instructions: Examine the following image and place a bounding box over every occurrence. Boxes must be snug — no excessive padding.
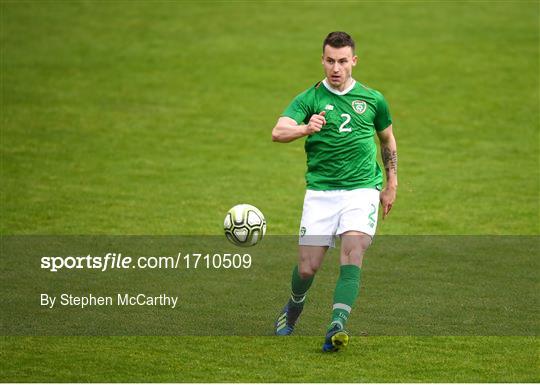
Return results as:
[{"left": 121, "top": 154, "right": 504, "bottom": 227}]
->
[{"left": 298, "top": 188, "right": 380, "bottom": 247}]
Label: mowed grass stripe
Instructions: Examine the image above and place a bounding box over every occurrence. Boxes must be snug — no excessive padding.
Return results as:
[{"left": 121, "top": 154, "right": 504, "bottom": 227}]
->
[
  {"left": 1, "top": 1, "right": 538, "bottom": 235},
  {"left": 1, "top": 336, "right": 538, "bottom": 383}
]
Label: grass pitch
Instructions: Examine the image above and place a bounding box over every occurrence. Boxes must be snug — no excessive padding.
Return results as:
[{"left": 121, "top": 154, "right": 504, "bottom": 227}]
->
[
  {"left": 1, "top": 0, "right": 539, "bottom": 382},
  {"left": 1, "top": 336, "right": 538, "bottom": 382}
]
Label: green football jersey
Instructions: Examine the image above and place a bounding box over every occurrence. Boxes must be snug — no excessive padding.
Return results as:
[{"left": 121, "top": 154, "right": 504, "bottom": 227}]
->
[{"left": 282, "top": 79, "right": 392, "bottom": 191}]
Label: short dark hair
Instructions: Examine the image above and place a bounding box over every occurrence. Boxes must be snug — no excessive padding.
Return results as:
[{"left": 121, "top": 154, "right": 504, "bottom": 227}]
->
[{"left": 322, "top": 31, "right": 355, "bottom": 53}]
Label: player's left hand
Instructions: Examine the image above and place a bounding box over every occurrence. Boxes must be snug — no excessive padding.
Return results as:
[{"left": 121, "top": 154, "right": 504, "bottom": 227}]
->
[{"left": 380, "top": 187, "right": 396, "bottom": 219}]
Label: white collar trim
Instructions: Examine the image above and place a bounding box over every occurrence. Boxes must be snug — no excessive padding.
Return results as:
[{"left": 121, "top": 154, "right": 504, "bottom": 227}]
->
[{"left": 322, "top": 78, "right": 356, "bottom": 95}]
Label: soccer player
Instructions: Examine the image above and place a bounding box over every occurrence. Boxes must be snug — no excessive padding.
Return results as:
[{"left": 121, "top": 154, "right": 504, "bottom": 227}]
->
[{"left": 271, "top": 31, "right": 398, "bottom": 352}]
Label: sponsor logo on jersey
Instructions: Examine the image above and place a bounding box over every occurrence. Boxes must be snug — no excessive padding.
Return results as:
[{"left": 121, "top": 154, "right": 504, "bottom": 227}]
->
[
  {"left": 352, "top": 100, "right": 367, "bottom": 114},
  {"left": 325, "top": 104, "right": 334, "bottom": 111}
]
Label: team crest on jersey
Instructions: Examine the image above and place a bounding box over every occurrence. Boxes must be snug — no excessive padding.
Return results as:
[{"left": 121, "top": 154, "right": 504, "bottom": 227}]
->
[{"left": 352, "top": 100, "right": 367, "bottom": 114}]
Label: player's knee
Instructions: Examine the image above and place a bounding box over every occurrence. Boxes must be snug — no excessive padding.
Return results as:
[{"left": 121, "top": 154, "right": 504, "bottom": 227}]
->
[
  {"left": 343, "top": 243, "right": 365, "bottom": 257},
  {"left": 350, "top": 247, "right": 365, "bottom": 259},
  {"left": 342, "top": 247, "right": 366, "bottom": 265},
  {"left": 298, "top": 264, "right": 317, "bottom": 279}
]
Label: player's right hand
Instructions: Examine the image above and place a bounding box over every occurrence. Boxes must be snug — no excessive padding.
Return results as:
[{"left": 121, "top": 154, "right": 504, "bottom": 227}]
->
[{"left": 305, "top": 111, "right": 326, "bottom": 134}]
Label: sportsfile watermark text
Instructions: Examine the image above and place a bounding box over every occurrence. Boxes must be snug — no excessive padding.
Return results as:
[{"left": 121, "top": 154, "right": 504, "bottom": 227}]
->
[{"left": 40, "top": 252, "right": 252, "bottom": 272}]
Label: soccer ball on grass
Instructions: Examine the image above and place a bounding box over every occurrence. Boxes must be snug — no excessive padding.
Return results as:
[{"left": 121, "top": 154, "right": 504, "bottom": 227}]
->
[{"left": 224, "top": 204, "right": 266, "bottom": 247}]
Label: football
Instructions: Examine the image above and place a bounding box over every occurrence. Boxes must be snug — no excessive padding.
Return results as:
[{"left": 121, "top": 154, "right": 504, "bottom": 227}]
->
[{"left": 224, "top": 204, "right": 266, "bottom": 247}]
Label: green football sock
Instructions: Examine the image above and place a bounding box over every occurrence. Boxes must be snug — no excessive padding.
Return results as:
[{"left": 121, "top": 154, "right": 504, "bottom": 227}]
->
[
  {"left": 288, "top": 265, "right": 314, "bottom": 308},
  {"left": 329, "top": 264, "right": 361, "bottom": 330}
]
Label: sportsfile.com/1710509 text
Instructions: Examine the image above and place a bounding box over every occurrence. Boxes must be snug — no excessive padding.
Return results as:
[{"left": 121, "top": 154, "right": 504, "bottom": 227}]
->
[{"left": 40, "top": 252, "right": 252, "bottom": 272}]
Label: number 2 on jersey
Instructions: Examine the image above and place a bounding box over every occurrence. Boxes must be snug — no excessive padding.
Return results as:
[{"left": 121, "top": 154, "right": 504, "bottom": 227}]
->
[{"left": 339, "top": 113, "right": 352, "bottom": 133}]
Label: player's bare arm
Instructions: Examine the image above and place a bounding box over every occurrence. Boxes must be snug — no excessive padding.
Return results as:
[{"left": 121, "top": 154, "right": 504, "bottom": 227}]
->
[
  {"left": 377, "top": 124, "right": 398, "bottom": 219},
  {"left": 272, "top": 112, "right": 326, "bottom": 143}
]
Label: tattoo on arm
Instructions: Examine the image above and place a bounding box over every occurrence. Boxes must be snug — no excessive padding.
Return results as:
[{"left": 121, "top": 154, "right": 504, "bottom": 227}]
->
[{"left": 382, "top": 147, "right": 398, "bottom": 175}]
